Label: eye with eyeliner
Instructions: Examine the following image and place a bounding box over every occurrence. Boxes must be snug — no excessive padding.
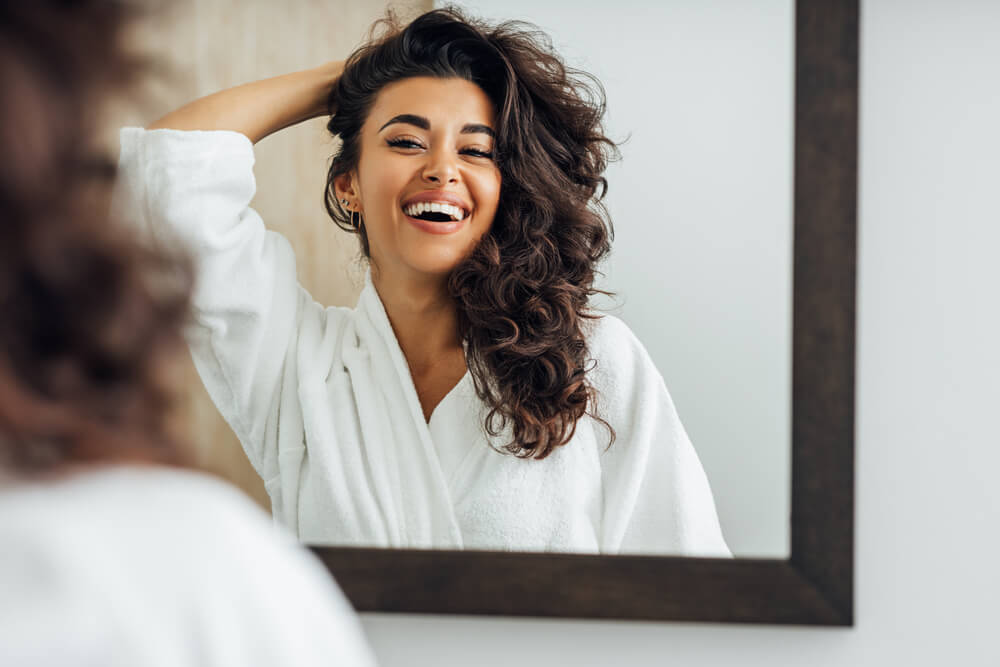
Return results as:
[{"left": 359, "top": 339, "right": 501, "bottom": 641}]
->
[
  {"left": 385, "top": 137, "right": 494, "bottom": 160},
  {"left": 385, "top": 137, "right": 423, "bottom": 150},
  {"left": 463, "top": 147, "right": 495, "bottom": 159}
]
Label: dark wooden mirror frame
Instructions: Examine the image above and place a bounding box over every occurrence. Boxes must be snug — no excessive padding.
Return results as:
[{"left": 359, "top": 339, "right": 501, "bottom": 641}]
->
[{"left": 310, "top": 0, "right": 857, "bottom": 626}]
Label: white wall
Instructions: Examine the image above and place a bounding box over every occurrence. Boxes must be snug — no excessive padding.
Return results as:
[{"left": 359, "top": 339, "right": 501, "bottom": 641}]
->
[
  {"left": 441, "top": 0, "right": 795, "bottom": 558},
  {"left": 357, "top": 0, "right": 1000, "bottom": 663}
]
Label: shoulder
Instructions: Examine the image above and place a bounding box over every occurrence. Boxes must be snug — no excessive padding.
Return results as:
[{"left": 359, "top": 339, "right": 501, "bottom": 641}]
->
[
  {"left": 583, "top": 312, "right": 641, "bottom": 354},
  {"left": 0, "top": 465, "right": 375, "bottom": 666},
  {"left": 0, "top": 465, "right": 316, "bottom": 587},
  {"left": 579, "top": 313, "right": 684, "bottom": 439},
  {"left": 118, "top": 126, "right": 254, "bottom": 163},
  {"left": 582, "top": 313, "right": 659, "bottom": 389}
]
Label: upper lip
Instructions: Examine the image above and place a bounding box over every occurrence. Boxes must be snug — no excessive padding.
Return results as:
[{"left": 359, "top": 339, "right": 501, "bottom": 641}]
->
[{"left": 401, "top": 191, "right": 471, "bottom": 214}]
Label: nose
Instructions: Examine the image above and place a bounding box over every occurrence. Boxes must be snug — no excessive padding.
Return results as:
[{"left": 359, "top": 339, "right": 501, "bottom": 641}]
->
[{"left": 421, "top": 148, "right": 460, "bottom": 185}]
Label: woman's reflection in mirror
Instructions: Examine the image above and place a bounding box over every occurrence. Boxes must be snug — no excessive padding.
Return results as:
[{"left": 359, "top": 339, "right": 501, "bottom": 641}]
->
[{"left": 131, "top": 6, "right": 732, "bottom": 556}]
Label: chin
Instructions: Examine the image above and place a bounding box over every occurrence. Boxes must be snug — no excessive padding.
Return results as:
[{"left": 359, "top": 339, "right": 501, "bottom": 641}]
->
[
  {"left": 407, "top": 258, "right": 464, "bottom": 278},
  {"left": 403, "top": 237, "right": 481, "bottom": 277}
]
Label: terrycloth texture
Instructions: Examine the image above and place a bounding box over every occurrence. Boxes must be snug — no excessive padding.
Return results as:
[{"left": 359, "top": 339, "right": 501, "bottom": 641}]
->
[
  {"left": 0, "top": 465, "right": 377, "bottom": 667},
  {"left": 113, "top": 127, "right": 731, "bottom": 557}
]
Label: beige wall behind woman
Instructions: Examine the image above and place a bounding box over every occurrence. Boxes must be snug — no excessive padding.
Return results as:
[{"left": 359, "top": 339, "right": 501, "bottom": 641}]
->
[{"left": 122, "top": 0, "right": 431, "bottom": 509}]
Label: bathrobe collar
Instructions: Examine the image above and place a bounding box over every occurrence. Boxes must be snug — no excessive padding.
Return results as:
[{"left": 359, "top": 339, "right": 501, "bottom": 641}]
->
[{"left": 351, "top": 269, "right": 465, "bottom": 548}]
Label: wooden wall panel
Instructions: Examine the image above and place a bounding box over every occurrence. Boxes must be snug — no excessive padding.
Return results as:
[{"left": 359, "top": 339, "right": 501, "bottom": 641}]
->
[{"left": 116, "top": 0, "right": 431, "bottom": 509}]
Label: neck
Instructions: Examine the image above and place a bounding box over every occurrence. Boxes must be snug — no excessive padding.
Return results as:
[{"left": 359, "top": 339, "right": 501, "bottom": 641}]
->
[{"left": 371, "top": 266, "right": 464, "bottom": 375}]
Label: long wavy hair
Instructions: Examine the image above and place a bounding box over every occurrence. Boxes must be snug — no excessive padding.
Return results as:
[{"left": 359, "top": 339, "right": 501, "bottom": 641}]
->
[
  {"left": 325, "top": 7, "right": 618, "bottom": 459},
  {"left": 0, "top": 1, "right": 194, "bottom": 474}
]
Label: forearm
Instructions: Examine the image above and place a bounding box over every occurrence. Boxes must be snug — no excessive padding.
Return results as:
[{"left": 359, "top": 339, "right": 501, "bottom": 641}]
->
[{"left": 147, "top": 61, "right": 343, "bottom": 144}]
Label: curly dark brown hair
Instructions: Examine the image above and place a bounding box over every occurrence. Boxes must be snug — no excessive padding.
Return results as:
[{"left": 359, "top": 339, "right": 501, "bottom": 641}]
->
[
  {"left": 0, "top": 1, "right": 195, "bottom": 474},
  {"left": 324, "top": 7, "right": 618, "bottom": 459}
]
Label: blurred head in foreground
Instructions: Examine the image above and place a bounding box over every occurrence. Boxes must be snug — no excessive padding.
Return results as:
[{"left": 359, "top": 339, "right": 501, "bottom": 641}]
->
[{"left": 0, "top": 1, "right": 195, "bottom": 476}]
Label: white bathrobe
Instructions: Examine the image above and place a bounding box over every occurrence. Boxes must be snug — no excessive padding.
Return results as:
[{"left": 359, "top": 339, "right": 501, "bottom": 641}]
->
[
  {"left": 0, "top": 465, "right": 376, "bottom": 667},
  {"left": 113, "top": 127, "right": 731, "bottom": 557}
]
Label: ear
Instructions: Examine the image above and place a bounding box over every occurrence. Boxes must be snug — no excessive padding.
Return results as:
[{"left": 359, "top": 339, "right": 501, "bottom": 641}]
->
[{"left": 333, "top": 171, "right": 362, "bottom": 211}]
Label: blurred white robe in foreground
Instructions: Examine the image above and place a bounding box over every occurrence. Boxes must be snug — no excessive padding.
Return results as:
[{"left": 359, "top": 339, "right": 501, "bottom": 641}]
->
[{"left": 0, "top": 465, "right": 376, "bottom": 667}]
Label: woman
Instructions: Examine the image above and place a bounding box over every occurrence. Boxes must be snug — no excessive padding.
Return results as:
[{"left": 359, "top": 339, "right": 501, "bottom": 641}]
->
[
  {"left": 124, "top": 7, "right": 730, "bottom": 556},
  {"left": 0, "top": 2, "right": 376, "bottom": 664}
]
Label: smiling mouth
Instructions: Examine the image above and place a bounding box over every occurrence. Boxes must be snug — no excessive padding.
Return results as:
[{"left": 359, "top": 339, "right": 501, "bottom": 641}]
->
[
  {"left": 402, "top": 202, "right": 470, "bottom": 222},
  {"left": 410, "top": 211, "right": 455, "bottom": 222}
]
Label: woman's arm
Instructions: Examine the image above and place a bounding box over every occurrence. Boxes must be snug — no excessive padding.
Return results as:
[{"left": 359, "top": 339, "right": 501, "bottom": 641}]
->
[
  {"left": 147, "top": 61, "right": 344, "bottom": 144},
  {"left": 129, "top": 62, "right": 345, "bottom": 486}
]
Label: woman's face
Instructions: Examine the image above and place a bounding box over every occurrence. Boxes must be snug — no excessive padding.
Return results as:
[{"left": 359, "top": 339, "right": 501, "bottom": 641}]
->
[{"left": 337, "top": 76, "right": 502, "bottom": 282}]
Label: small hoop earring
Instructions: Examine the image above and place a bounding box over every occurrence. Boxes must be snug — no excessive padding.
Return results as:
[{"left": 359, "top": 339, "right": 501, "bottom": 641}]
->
[{"left": 352, "top": 210, "right": 363, "bottom": 230}]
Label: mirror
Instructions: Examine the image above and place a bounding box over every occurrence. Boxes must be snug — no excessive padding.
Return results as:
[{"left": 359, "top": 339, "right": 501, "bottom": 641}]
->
[{"left": 115, "top": 0, "right": 855, "bottom": 623}]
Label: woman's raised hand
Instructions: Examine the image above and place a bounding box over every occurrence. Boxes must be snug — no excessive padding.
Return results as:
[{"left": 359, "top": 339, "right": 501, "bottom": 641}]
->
[{"left": 147, "top": 60, "right": 345, "bottom": 144}]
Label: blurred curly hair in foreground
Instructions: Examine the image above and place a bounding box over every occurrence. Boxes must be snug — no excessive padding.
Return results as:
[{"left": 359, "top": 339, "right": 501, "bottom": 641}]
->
[{"left": 0, "top": 1, "right": 195, "bottom": 474}]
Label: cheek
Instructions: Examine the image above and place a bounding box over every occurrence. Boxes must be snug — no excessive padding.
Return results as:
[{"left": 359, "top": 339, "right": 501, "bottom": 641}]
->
[
  {"left": 359, "top": 179, "right": 406, "bottom": 238},
  {"left": 357, "top": 152, "right": 407, "bottom": 205},
  {"left": 477, "top": 172, "right": 502, "bottom": 219},
  {"left": 360, "top": 169, "right": 391, "bottom": 206}
]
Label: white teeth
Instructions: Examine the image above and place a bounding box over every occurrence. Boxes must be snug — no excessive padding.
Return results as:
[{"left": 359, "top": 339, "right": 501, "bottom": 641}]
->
[{"left": 403, "top": 201, "right": 468, "bottom": 221}]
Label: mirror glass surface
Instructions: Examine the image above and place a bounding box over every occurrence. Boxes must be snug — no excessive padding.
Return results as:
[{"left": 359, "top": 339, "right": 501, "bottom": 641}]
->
[
  {"left": 116, "top": 0, "right": 792, "bottom": 560},
  {"left": 458, "top": 0, "right": 794, "bottom": 558}
]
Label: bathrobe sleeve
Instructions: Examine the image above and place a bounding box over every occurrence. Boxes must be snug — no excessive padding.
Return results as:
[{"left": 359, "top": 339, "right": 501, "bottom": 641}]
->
[
  {"left": 112, "top": 127, "right": 317, "bottom": 485},
  {"left": 588, "top": 315, "right": 732, "bottom": 557}
]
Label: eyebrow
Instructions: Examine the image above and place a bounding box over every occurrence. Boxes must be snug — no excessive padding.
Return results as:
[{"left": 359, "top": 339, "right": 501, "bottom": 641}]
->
[{"left": 378, "top": 113, "right": 495, "bottom": 138}]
